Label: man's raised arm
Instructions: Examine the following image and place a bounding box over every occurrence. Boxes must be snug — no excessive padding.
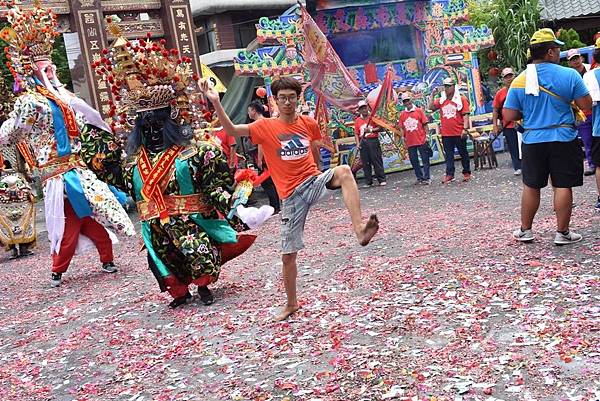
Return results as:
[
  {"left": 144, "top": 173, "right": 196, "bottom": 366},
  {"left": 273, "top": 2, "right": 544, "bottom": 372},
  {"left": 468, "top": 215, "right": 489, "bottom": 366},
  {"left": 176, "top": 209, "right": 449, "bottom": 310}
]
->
[{"left": 199, "top": 79, "right": 250, "bottom": 138}]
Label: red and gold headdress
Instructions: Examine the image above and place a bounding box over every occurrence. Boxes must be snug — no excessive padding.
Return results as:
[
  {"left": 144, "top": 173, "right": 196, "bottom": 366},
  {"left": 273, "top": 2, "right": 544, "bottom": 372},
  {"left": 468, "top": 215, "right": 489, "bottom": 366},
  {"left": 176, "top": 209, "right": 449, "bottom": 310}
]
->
[
  {"left": 0, "top": 0, "right": 59, "bottom": 83},
  {"left": 95, "top": 20, "right": 202, "bottom": 132}
]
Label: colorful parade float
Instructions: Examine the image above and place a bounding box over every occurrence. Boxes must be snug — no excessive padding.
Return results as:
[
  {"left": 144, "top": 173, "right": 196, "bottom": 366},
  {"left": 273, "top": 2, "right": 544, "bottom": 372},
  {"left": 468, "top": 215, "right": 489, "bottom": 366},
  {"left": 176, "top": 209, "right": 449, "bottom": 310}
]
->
[{"left": 233, "top": 0, "right": 497, "bottom": 174}]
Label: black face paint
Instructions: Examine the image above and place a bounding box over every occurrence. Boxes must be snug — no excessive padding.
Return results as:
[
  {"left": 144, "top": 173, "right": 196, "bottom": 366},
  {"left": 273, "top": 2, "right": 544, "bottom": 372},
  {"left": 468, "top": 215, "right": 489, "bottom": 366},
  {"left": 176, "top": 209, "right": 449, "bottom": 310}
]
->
[
  {"left": 141, "top": 112, "right": 167, "bottom": 153},
  {"left": 127, "top": 107, "right": 191, "bottom": 156}
]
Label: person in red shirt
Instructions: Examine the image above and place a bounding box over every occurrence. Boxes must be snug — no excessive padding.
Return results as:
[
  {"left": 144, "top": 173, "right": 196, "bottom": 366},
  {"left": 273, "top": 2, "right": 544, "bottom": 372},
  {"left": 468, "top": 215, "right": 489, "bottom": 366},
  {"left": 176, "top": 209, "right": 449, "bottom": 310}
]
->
[
  {"left": 354, "top": 100, "right": 387, "bottom": 187},
  {"left": 200, "top": 76, "right": 379, "bottom": 321},
  {"left": 492, "top": 67, "right": 522, "bottom": 175},
  {"left": 214, "top": 128, "right": 238, "bottom": 169},
  {"left": 398, "top": 92, "right": 431, "bottom": 184},
  {"left": 429, "top": 77, "right": 471, "bottom": 183}
]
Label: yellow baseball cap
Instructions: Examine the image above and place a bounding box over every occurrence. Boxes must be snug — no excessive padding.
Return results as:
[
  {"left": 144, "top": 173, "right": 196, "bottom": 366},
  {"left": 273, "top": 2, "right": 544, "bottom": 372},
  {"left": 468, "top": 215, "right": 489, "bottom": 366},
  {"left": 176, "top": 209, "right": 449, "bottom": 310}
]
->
[
  {"left": 595, "top": 37, "right": 600, "bottom": 49},
  {"left": 530, "top": 28, "right": 564, "bottom": 46}
]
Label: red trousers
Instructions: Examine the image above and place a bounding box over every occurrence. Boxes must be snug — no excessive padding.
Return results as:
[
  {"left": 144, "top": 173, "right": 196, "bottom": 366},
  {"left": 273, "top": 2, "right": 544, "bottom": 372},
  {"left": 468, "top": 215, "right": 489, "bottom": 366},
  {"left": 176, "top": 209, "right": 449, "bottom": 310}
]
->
[
  {"left": 51, "top": 201, "right": 113, "bottom": 273},
  {"left": 163, "top": 275, "right": 214, "bottom": 299}
]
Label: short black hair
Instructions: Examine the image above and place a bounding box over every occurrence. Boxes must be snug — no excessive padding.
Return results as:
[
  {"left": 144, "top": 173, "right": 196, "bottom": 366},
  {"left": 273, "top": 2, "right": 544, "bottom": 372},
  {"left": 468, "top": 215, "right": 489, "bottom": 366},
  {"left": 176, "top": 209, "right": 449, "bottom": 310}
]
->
[
  {"left": 248, "top": 100, "right": 265, "bottom": 115},
  {"left": 593, "top": 48, "right": 600, "bottom": 64},
  {"left": 529, "top": 42, "right": 558, "bottom": 61},
  {"left": 271, "top": 76, "right": 302, "bottom": 97}
]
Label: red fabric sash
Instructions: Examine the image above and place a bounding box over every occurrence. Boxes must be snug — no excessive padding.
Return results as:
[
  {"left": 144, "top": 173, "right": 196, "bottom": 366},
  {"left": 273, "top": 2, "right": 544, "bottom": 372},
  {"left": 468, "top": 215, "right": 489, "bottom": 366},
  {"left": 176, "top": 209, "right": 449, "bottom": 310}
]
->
[
  {"left": 36, "top": 85, "right": 79, "bottom": 138},
  {"left": 137, "top": 146, "right": 183, "bottom": 223},
  {"left": 17, "top": 142, "right": 36, "bottom": 168}
]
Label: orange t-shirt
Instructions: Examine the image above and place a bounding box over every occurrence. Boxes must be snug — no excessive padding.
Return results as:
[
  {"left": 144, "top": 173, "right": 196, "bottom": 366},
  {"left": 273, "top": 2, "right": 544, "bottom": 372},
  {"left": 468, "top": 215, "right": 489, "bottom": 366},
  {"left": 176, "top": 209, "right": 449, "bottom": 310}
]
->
[{"left": 248, "top": 116, "right": 322, "bottom": 199}]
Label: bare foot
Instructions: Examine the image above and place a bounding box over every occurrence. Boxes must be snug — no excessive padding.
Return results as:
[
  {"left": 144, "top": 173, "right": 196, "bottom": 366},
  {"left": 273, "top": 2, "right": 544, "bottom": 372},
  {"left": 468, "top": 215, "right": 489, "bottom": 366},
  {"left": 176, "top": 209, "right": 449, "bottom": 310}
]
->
[
  {"left": 274, "top": 305, "right": 300, "bottom": 321},
  {"left": 358, "top": 214, "right": 379, "bottom": 246}
]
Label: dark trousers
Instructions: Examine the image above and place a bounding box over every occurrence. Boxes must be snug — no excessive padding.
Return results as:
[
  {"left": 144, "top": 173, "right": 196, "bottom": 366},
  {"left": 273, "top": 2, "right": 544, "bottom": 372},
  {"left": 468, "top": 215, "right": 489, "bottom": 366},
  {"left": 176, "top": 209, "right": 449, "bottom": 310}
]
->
[
  {"left": 407, "top": 144, "right": 431, "bottom": 181},
  {"left": 503, "top": 127, "right": 522, "bottom": 170},
  {"left": 577, "top": 115, "right": 594, "bottom": 168},
  {"left": 360, "top": 137, "right": 386, "bottom": 184},
  {"left": 261, "top": 177, "right": 280, "bottom": 211},
  {"left": 441, "top": 136, "right": 471, "bottom": 177}
]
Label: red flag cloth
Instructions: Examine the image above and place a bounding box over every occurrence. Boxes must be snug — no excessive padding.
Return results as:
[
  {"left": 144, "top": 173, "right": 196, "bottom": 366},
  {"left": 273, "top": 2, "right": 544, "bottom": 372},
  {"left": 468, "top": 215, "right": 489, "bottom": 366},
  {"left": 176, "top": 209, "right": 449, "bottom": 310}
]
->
[
  {"left": 315, "top": 95, "right": 334, "bottom": 152},
  {"left": 220, "top": 234, "right": 257, "bottom": 264},
  {"left": 367, "top": 66, "right": 400, "bottom": 135},
  {"left": 364, "top": 63, "right": 378, "bottom": 84},
  {"left": 300, "top": 6, "right": 363, "bottom": 111}
]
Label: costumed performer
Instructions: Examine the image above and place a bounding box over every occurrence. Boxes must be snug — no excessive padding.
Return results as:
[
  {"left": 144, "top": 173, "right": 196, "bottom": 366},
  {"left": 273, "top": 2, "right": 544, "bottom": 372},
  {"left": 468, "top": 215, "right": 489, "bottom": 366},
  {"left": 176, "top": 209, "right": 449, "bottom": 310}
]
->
[
  {"left": 95, "top": 23, "right": 261, "bottom": 308},
  {"left": 0, "top": 2, "right": 135, "bottom": 287}
]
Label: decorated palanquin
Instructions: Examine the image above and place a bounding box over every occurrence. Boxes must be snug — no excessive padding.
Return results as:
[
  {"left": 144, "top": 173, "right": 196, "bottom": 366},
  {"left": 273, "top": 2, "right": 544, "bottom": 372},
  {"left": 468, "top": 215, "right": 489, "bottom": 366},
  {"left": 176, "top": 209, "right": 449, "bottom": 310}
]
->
[
  {"left": 94, "top": 23, "right": 256, "bottom": 306},
  {"left": 235, "top": 1, "right": 496, "bottom": 175}
]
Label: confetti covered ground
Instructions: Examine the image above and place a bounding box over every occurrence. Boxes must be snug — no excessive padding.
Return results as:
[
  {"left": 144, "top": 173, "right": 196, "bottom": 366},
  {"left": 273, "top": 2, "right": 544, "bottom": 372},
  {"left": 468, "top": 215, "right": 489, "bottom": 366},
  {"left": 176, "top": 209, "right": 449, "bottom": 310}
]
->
[{"left": 1, "top": 154, "right": 599, "bottom": 401}]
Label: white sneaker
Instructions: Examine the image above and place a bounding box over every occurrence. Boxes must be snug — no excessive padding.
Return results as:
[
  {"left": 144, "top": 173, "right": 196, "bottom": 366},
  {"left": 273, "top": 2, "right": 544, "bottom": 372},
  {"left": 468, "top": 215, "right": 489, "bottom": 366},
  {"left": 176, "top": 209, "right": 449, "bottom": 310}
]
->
[
  {"left": 379, "top": 181, "right": 387, "bottom": 186},
  {"left": 101, "top": 262, "right": 118, "bottom": 273},
  {"left": 513, "top": 228, "right": 534, "bottom": 242},
  {"left": 51, "top": 273, "right": 62, "bottom": 287},
  {"left": 554, "top": 231, "right": 582, "bottom": 245},
  {"left": 514, "top": 169, "right": 522, "bottom": 176}
]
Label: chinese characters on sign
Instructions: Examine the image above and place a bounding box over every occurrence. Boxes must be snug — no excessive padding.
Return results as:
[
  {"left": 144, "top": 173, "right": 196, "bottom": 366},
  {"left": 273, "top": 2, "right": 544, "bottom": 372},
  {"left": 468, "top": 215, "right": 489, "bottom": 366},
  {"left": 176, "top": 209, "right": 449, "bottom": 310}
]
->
[
  {"left": 170, "top": 5, "right": 200, "bottom": 77},
  {"left": 78, "top": 9, "right": 112, "bottom": 116}
]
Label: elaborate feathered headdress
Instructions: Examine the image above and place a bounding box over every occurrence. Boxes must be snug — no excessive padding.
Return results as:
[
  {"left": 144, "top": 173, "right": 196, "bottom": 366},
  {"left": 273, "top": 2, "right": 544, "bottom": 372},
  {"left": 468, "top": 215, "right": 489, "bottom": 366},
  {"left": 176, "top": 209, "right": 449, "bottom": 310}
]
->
[
  {"left": 0, "top": 0, "right": 59, "bottom": 84},
  {"left": 95, "top": 20, "right": 203, "bottom": 132}
]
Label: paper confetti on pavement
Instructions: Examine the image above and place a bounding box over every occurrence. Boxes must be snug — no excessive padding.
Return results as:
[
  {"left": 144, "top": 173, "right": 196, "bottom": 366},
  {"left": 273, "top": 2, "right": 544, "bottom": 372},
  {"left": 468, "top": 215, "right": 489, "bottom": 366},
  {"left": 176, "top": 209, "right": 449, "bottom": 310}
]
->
[{"left": 0, "top": 155, "right": 598, "bottom": 401}]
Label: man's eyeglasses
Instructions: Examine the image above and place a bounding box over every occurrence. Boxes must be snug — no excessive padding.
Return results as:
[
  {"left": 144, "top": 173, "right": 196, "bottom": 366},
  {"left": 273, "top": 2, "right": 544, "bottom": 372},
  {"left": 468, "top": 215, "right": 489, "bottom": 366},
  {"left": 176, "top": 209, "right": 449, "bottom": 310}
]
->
[
  {"left": 402, "top": 99, "right": 411, "bottom": 103},
  {"left": 276, "top": 96, "right": 298, "bottom": 104}
]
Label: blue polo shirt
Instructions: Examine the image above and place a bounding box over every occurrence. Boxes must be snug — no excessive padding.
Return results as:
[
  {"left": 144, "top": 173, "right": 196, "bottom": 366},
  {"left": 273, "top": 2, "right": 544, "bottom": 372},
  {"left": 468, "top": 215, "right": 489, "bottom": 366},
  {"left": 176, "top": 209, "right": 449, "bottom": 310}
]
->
[{"left": 504, "top": 63, "right": 589, "bottom": 144}]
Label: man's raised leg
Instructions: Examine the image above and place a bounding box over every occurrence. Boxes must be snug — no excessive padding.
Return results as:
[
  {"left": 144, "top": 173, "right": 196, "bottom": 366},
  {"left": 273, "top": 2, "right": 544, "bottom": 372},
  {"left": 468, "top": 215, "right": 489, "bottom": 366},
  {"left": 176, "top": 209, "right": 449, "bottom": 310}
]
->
[
  {"left": 275, "top": 252, "right": 300, "bottom": 321},
  {"left": 329, "top": 165, "right": 379, "bottom": 246}
]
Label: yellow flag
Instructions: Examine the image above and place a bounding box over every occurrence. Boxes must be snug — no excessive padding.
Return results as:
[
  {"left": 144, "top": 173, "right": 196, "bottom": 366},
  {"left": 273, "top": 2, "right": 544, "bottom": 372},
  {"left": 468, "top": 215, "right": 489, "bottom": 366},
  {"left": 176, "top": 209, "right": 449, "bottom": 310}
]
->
[{"left": 201, "top": 64, "right": 226, "bottom": 93}]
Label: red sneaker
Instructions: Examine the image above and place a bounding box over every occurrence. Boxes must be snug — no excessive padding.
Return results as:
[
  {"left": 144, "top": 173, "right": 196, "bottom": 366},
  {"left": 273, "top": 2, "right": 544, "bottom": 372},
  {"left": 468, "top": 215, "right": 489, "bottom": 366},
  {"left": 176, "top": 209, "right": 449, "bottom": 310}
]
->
[
  {"left": 462, "top": 172, "right": 472, "bottom": 182},
  {"left": 441, "top": 175, "right": 455, "bottom": 184}
]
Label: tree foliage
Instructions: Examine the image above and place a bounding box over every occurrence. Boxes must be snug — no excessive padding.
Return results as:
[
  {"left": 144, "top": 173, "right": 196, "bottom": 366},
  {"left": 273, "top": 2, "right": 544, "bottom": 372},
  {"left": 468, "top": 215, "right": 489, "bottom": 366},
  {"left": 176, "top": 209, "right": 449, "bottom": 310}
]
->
[
  {"left": 557, "top": 28, "right": 586, "bottom": 50},
  {"left": 468, "top": 0, "right": 541, "bottom": 78}
]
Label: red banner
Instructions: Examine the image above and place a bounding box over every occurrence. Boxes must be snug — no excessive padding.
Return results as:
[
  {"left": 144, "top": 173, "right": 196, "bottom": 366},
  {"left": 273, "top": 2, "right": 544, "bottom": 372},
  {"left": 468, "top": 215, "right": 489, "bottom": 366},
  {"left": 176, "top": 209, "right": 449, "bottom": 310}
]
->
[
  {"left": 300, "top": 6, "right": 363, "bottom": 111},
  {"left": 367, "top": 66, "right": 400, "bottom": 136}
]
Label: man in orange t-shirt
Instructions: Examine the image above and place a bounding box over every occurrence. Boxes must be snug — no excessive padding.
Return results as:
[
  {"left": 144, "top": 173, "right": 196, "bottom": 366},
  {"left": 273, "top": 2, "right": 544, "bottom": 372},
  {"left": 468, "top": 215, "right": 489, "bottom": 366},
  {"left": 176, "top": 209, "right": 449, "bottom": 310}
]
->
[{"left": 200, "top": 76, "right": 379, "bottom": 321}]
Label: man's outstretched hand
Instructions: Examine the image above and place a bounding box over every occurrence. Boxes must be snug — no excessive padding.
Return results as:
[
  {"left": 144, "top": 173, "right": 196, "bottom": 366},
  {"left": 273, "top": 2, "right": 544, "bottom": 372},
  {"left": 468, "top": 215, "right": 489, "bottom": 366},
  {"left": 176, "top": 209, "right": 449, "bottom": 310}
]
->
[{"left": 199, "top": 79, "right": 220, "bottom": 104}]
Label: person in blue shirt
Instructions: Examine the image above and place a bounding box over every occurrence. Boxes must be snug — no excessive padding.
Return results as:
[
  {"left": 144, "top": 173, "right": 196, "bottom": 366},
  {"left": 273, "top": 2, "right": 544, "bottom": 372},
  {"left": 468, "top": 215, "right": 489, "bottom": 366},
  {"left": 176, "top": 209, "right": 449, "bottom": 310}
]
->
[
  {"left": 503, "top": 28, "right": 592, "bottom": 245},
  {"left": 583, "top": 39, "right": 600, "bottom": 210}
]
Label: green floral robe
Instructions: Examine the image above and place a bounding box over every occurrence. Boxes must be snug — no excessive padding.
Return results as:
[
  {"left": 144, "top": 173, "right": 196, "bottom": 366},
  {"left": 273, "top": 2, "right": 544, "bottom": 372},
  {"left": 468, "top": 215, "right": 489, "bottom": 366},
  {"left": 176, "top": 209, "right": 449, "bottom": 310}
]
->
[{"left": 120, "top": 142, "right": 244, "bottom": 291}]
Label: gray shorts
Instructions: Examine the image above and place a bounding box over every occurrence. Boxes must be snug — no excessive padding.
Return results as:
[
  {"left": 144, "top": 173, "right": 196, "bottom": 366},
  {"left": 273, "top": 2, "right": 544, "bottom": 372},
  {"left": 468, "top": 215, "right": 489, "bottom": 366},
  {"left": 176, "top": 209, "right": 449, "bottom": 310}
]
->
[{"left": 281, "top": 169, "right": 337, "bottom": 254}]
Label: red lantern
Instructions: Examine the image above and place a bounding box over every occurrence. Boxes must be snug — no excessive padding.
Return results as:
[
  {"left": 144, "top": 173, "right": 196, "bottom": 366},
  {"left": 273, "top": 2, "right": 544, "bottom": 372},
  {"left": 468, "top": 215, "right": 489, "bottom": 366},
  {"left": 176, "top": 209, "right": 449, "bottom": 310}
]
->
[
  {"left": 256, "top": 87, "right": 267, "bottom": 98},
  {"left": 488, "top": 67, "right": 500, "bottom": 77},
  {"left": 487, "top": 50, "right": 498, "bottom": 61}
]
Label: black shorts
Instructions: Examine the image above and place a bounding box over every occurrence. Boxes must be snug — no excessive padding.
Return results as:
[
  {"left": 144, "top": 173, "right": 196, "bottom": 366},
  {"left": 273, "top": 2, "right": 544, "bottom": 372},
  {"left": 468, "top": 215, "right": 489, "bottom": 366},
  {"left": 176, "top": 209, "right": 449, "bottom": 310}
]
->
[
  {"left": 521, "top": 139, "right": 583, "bottom": 189},
  {"left": 592, "top": 136, "right": 600, "bottom": 167}
]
